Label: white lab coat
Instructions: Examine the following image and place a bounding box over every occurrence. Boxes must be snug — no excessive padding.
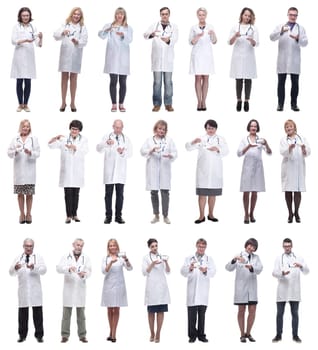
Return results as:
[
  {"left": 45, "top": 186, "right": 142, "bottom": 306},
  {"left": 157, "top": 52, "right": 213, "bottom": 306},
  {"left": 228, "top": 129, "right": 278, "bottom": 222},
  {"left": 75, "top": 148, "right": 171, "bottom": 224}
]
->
[
  {"left": 142, "top": 253, "right": 170, "bottom": 306},
  {"left": 9, "top": 253, "right": 46, "bottom": 307},
  {"left": 189, "top": 24, "right": 216, "bottom": 75},
  {"left": 56, "top": 252, "right": 92, "bottom": 307},
  {"left": 225, "top": 253, "right": 263, "bottom": 304},
  {"left": 144, "top": 22, "right": 178, "bottom": 72},
  {"left": 7, "top": 134, "right": 40, "bottom": 185},
  {"left": 101, "top": 256, "right": 132, "bottom": 307},
  {"left": 186, "top": 134, "right": 228, "bottom": 189},
  {"left": 280, "top": 134, "right": 310, "bottom": 192},
  {"left": 54, "top": 22, "right": 88, "bottom": 73},
  {"left": 181, "top": 254, "right": 216, "bottom": 306},
  {"left": 272, "top": 253, "right": 309, "bottom": 302},
  {"left": 96, "top": 132, "right": 132, "bottom": 184},
  {"left": 229, "top": 24, "right": 259, "bottom": 79},
  {"left": 237, "top": 136, "right": 269, "bottom": 192},
  {"left": 98, "top": 24, "right": 133, "bottom": 75},
  {"left": 11, "top": 22, "right": 41, "bottom": 79},
  {"left": 141, "top": 136, "right": 177, "bottom": 191},
  {"left": 48, "top": 134, "right": 88, "bottom": 187},
  {"left": 270, "top": 23, "right": 308, "bottom": 74}
]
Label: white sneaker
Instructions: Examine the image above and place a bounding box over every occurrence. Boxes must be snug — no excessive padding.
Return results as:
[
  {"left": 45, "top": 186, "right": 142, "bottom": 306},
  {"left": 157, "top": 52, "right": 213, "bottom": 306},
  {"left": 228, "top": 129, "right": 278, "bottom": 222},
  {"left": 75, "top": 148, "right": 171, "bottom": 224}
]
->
[
  {"left": 151, "top": 215, "right": 160, "bottom": 224},
  {"left": 24, "top": 106, "right": 31, "bottom": 112},
  {"left": 163, "top": 217, "right": 171, "bottom": 224},
  {"left": 16, "top": 105, "right": 23, "bottom": 112}
]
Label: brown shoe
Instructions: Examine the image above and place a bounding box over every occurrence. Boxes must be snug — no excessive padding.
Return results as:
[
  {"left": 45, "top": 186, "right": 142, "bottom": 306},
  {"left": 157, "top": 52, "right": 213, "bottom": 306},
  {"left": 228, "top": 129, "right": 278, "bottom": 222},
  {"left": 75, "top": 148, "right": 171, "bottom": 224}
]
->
[
  {"left": 80, "top": 337, "right": 88, "bottom": 343},
  {"left": 61, "top": 337, "right": 68, "bottom": 343},
  {"left": 152, "top": 105, "right": 160, "bottom": 112},
  {"left": 165, "top": 105, "right": 174, "bottom": 112}
]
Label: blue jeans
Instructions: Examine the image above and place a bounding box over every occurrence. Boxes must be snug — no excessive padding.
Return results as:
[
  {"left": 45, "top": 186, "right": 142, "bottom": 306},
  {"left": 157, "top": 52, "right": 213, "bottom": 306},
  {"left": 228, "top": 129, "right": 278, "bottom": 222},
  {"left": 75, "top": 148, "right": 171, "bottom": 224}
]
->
[{"left": 153, "top": 71, "right": 173, "bottom": 106}]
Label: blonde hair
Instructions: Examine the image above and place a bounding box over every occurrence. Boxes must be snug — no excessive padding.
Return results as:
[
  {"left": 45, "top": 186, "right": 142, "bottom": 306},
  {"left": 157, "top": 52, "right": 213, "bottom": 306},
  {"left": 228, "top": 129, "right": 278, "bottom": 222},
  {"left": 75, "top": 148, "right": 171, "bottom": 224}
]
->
[
  {"left": 112, "top": 7, "right": 128, "bottom": 27},
  {"left": 284, "top": 119, "right": 297, "bottom": 133},
  {"left": 153, "top": 120, "right": 168, "bottom": 135},
  {"left": 66, "top": 7, "right": 84, "bottom": 26},
  {"left": 107, "top": 239, "right": 120, "bottom": 255},
  {"left": 197, "top": 7, "right": 207, "bottom": 15},
  {"left": 18, "top": 119, "right": 31, "bottom": 134}
]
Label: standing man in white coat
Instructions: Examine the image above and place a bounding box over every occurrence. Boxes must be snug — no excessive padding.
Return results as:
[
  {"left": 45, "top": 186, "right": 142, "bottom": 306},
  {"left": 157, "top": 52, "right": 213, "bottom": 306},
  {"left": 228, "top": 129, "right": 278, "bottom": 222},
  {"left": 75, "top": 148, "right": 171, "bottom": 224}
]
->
[
  {"left": 272, "top": 238, "right": 309, "bottom": 343},
  {"left": 96, "top": 119, "right": 132, "bottom": 224},
  {"left": 9, "top": 238, "right": 47, "bottom": 343},
  {"left": 181, "top": 238, "right": 216, "bottom": 343},
  {"left": 56, "top": 238, "right": 92, "bottom": 343},
  {"left": 144, "top": 7, "right": 178, "bottom": 112},
  {"left": 270, "top": 7, "right": 308, "bottom": 111}
]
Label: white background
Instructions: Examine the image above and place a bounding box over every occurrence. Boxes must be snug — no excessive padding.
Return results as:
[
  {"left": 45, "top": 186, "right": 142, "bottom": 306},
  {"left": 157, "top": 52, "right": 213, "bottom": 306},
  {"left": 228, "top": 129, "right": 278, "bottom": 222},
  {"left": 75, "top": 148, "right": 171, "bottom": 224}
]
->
[{"left": 1, "top": 0, "right": 316, "bottom": 349}]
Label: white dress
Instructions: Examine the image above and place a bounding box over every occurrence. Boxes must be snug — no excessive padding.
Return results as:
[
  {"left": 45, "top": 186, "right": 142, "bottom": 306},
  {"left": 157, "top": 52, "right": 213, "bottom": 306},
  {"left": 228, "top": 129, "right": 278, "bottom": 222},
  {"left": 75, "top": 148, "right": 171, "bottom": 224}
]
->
[
  {"left": 280, "top": 134, "right": 310, "bottom": 192},
  {"left": 101, "top": 256, "right": 132, "bottom": 307},
  {"left": 237, "top": 136, "right": 268, "bottom": 192},
  {"left": 189, "top": 24, "right": 216, "bottom": 75},
  {"left": 54, "top": 22, "right": 88, "bottom": 73},
  {"left": 98, "top": 24, "right": 133, "bottom": 75},
  {"left": 229, "top": 23, "right": 259, "bottom": 79},
  {"left": 11, "top": 22, "right": 41, "bottom": 79}
]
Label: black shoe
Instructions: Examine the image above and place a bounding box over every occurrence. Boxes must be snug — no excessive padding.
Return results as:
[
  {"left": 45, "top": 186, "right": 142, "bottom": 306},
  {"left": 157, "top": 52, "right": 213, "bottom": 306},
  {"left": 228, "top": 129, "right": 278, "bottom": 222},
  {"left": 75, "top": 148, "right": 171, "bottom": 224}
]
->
[
  {"left": 277, "top": 105, "right": 284, "bottom": 111},
  {"left": 291, "top": 105, "right": 300, "bottom": 111},
  {"left": 272, "top": 335, "right": 281, "bottom": 342},
  {"left": 197, "top": 107, "right": 202, "bottom": 111},
  {"left": 207, "top": 215, "right": 218, "bottom": 222},
  {"left": 17, "top": 337, "right": 26, "bottom": 343},
  {"left": 250, "top": 216, "right": 256, "bottom": 223},
  {"left": 115, "top": 217, "right": 125, "bottom": 224},
  {"left": 240, "top": 336, "right": 246, "bottom": 343},
  {"left": 293, "top": 336, "right": 302, "bottom": 343},
  {"left": 295, "top": 214, "right": 301, "bottom": 223},
  {"left": 111, "top": 338, "right": 116, "bottom": 343},
  {"left": 236, "top": 101, "right": 242, "bottom": 111},
  {"left": 194, "top": 217, "right": 205, "bottom": 224},
  {"left": 104, "top": 217, "right": 112, "bottom": 224},
  {"left": 245, "top": 334, "right": 256, "bottom": 342},
  {"left": 198, "top": 337, "right": 208, "bottom": 342},
  {"left": 244, "top": 101, "right": 249, "bottom": 112},
  {"left": 201, "top": 107, "right": 207, "bottom": 111},
  {"left": 189, "top": 338, "right": 196, "bottom": 343},
  {"left": 71, "top": 107, "right": 77, "bottom": 112},
  {"left": 36, "top": 338, "right": 43, "bottom": 343},
  {"left": 288, "top": 214, "right": 293, "bottom": 223}
]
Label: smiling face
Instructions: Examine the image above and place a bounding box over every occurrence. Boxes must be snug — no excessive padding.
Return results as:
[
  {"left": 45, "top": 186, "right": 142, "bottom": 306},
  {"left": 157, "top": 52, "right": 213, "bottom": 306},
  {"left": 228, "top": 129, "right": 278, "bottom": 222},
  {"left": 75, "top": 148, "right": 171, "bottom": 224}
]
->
[
  {"left": 20, "top": 121, "right": 31, "bottom": 136},
  {"left": 70, "top": 127, "right": 80, "bottom": 139},
  {"left": 149, "top": 241, "right": 158, "bottom": 255},
  {"left": 242, "top": 10, "right": 252, "bottom": 24},
  {"left": 155, "top": 124, "right": 166, "bottom": 138},
  {"left": 197, "top": 10, "right": 207, "bottom": 24},
  {"left": 249, "top": 121, "right": 258, "bottom": 135},
  {"left": 108, "top": 240, "right": 119, "bottom": 255},
  {"left": 245, "top": 244, "right": 256, "bottom": 254},
  {"left": 285, "top": 121, "right": 296, "bottom": 137},
  {"left": 288, "top": 9, "right": 298, "bottom": 23},
  {"left": 115, "top": 10, "right": 125, "bottom": 24},
  {"left": 196, "top": 242, "right": 207, "bottom": 256},
  {"left": 21, "top": 11, "right": 31, "bottom": 24},
  {"left": 72, "top": 9, "right": 82, "bottom": 24}
]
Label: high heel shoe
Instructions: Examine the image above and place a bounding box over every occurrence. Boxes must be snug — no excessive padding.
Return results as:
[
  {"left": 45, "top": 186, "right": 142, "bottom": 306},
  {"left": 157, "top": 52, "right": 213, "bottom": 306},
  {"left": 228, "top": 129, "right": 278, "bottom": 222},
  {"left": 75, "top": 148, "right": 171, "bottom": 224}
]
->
[
  {"left": 59, "top": 104, "right": 66, "bottom": 112},
  {"left": 71, "top": 106, "right": 77, "bottom": 112},
  {"left": 26, "top": 214, "right": 32, "bottom": 224},
  {"left": 19, "top": 215, "right": 26, "bottom": 224},
  {"left": 294, "top": 213, "right": 301, "bottom": 223},
  {"left": 288, "top": 214, "right": 293, "bottom": 223}
]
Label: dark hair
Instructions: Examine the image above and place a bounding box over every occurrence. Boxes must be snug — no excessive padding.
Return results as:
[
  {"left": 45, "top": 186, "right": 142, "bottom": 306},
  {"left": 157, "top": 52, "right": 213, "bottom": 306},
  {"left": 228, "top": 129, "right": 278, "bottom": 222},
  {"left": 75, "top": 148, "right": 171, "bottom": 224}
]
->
[
  {"left": 239, "top": 7, "right": 255, "bottom": 25},
  {"left": 247, "top": 119, "right": 260, "bottom": 132},
  {"left": 283, "top": 238, "right": 293, "bottom": 245},
  {"left": 69, "top": 120, "right": 83, "bottom": 131},
  {"left": 245, "top": 238, "right": 258, "bottom": 251},
  {"left": 288, "top": 7, "right": 298, "bottom": 13},
  {"left": 147, "top": 238, "right": 158, "bottom": 247},
  {"left": 196, "top": 238, "right": 207, "bottom": 246},
  {"left": 160, "top": 7, "right": 170, "bottom": 14},
  {"left": 204, "top": 119, "right": 218, "bottom": 129},
  {"left": 18, "top": 7, "right": 33, "bottom": 23}
]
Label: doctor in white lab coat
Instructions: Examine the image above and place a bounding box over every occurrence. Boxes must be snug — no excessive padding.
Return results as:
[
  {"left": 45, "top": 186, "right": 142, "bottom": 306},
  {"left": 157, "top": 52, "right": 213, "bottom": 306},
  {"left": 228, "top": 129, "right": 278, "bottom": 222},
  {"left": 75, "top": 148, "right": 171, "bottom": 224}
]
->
[
  {"left": 53, "top": 7, "right": 88, "bottom": 112},
  {"left": 141, "top": 120, "right": 177, "bottom": 224},
  {"left": 7, "top": 119, "right": 40, "bottom": 224},
  {"left": 228, "top": 7, "right": 259, "bottom": 112},
  {"left": 11, "top": 7, "right": 42, "bottom": 112},
  {"left": 186, "top": 119, "right": 228, "bottom": 224},
  {"left": 272, "top": 238, "right": 309, "bottom": 343},
  {"left": 9, "top": 238, "right": 46, "bottom": 343},
  {"left": 142, "top": 238, "right": 171, "bottom": 343},
  {"left": 98, "top": 7, "right": 133, "bottom": 112},
  {"left": 270, "top": 7, "right": 308, "bottom": 111},
  {"left": 280, "top": 119, "right": 310, "bottom": 223},
  {"left": 96, "top": 119, "right": 132, "bottom": 224},
  {"left": 56, "top": 238, "right": 91, "bottom": 343},
  {"left": 225, "top": 238, "right": 263, "bottom": 343},
  {"left": 181, "top": 238, "right": 216, "bottom": 343},
  {"left": 48, "top": 120, "right": 88, "bottom": 223},
  {"left": 144, "top": 7, "right": 178, "bottom": 111}
]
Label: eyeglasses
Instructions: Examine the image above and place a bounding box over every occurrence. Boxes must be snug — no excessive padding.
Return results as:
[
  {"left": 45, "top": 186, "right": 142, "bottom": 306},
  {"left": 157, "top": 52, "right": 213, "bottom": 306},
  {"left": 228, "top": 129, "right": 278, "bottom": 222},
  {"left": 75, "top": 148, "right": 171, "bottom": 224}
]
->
[
  {"left": 160, "top": 13, "right": 169, "bottom": 16},
  {"left": 24, "top": 245, "right": 33, "bottom": 248},
  {"left": 288, "top": 13, "right": 298, "bottom": 17},
  {"left": 283, "top": 245, "right": 292, "bottom": 248}
]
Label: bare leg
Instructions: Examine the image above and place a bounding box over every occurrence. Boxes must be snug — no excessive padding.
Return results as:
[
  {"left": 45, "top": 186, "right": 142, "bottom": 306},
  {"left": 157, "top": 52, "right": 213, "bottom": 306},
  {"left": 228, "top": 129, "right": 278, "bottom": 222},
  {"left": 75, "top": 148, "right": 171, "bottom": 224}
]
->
[
  {"left": 61, "top": 72, "right": 69, "bottom": 108},
  {"left": 148, "top": 312, "right": 155, "bottom": 340},
  {"left": 111, "top": 307, "right": 120, "bottom": 339},
  {"left": 246, "top": 304, "right": 256, "bottom": 336},
  {"left": 250, "top": 192, "right": 258, "bottom": 220},
  {"left": 70, "top": 73, "right": 78, "bottom": 109},
  {"left": 201, "top": 75, "right": 209, "bottom": 109},
  {"left": 243, "top": 192, "right": 250, "bottom": 221},
  {"left": 26, "top": 194, "right": 33, "bottom": 222},
  {"left": 155, "top": 312, "right": 164, "bottom": 342},
  {"left": 198, "top": 195, "right": 207, "bottom": 220},
  {"left": 238, "top": 305, "right": 246, "bottom": 337},
  {"left": 207, "top": 196, "right": 216, "bottom": 218},
  {"left": 195, "top": 75, "right": 203, "bottom": 108}
]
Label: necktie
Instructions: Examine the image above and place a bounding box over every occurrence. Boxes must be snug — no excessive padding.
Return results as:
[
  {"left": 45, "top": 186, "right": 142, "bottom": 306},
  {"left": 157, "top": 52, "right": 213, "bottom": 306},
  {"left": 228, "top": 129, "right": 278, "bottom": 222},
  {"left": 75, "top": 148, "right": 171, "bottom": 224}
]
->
[
  {"left": 116, "top": 135, "right": 119, "bottom": 144},
  {"left": 25, "top": 255, "right": 30, "bottom": 264},
  {"left": 248, "top": 254, "right": 251, "bottom": 262}
]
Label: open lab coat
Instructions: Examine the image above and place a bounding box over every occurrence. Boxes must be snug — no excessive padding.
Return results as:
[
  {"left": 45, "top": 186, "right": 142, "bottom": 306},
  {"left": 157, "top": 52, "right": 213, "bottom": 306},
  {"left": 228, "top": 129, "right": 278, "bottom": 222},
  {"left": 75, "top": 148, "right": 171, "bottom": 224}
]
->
[
  {"left": 54, "top": 22, "right": 88, "bottom": 73},
  {"left": 270, "top": 23, "right": 308, "bottom": 74},
  {"left": 96, "top": 132, "right": 132, "bottom": 184},
  {"left": 9, "top": 253, "right": 47, "bottom": 307},
  {"left": 7, "top": 134, "right": 40, "bottom": 185},
  {"left": 181, "top": 254, "right": 216, "bottom": 306},
  {"left": 56, "top": 252, "right": 92, "bottom": 307}
]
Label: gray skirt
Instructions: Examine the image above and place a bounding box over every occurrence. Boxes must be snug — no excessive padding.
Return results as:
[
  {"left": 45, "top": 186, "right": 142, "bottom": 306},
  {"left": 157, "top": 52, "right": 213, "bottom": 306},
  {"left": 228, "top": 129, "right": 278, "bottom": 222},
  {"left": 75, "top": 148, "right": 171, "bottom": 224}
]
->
[
  {"left": 14, "top": 184, "right": 35, "bottom": 195},
  {"left": 196, "top": 188, "right": 222, "bottom": 196}
]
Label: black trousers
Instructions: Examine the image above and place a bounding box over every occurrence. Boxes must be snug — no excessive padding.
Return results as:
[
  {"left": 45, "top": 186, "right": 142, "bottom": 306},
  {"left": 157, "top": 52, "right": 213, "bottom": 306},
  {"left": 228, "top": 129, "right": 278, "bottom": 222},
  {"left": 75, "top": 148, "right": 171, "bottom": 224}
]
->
[
  {"left": 18, "top": 306, "right": 44, "bottom": 339},
  {"left": 16, "top": 79, "right": 31, "bottom": 105},
  {"left": 187, "top": 305, "right": 207, "bottom": 340},
  {"left": 109, "top": 74, "right": 127, "bottom": 104},
  {"left": 105, "top": 184, "right": 124, "bottom": 219},
  {"left": 277, "top": 73, "right": 299, "bottom": 107},
  {"left": 236, "top": 79, "right": 252, "bottom": 100},
  {"left": 276, "top": 301, "right": 299, "bottom": 337},
  {"left": 64, "top": 187, "right": 80, "bottom": 217}
]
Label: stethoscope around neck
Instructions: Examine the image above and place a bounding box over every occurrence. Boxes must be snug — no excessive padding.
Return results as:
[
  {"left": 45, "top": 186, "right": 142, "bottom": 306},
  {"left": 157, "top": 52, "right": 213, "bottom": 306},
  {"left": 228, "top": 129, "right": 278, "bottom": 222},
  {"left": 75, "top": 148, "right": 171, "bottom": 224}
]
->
[
  {"left": 285, "top": 22, "right": 300, "bottom": 36},
  {"left": 109, "top": 132, "right": 125, "bottom": 145},
  {"left": 16, "top": 135, "right": 33, "bottom": 149},
  {"left": 287, "top": 133, "right": 302, "bottom": 144},
  {"left": 238, "top": 23, "right": 253, "bottom": 36},
  {"left": 281, "top": 252, "right": 296, "bottom": 266}
]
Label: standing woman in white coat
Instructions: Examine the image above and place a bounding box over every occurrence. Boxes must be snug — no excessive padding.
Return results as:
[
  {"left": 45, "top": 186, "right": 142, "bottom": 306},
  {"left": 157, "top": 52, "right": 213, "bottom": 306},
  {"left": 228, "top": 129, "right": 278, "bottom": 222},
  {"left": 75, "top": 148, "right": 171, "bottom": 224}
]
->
[
  {"left": 189, "top": 7, "right": 217, "bottom": 111},
  {"left": 98, "top": 7, "right": 132, "bottom": 112},
  {"left": 141, "top": 120, "right": 178, "bottom": 224},
  {"left": 280, "top": 119, "right": 310, "bottom": 223},
  {"left": 48, "top": 120, "right": 88, "bottom": 223},
  {"left": 11, "top": 7, "right": 43, "bottom": 112},
  {"left": 237, "top": 119, "right": 272, "bottom": 224},
  {"left": 101, "top": 239, "right": 132, "bottom": 343},
  {"left": 186, "top": 119, "right": 228, "bottom": 223},
  {"left": 54, "top": 7, "right": 88, "bottom": 112},
  {"left": 228, "top": 7, "right": 258, "bottom": 112},
  {"left": 8, "top": 119, "right": 40, "bottom": 224},
  {"left": 225, "top": 238, "right": 263, "bottom": 343},
  {"left": 142, "top": 238, "right": 170, "bottom": 343}
]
